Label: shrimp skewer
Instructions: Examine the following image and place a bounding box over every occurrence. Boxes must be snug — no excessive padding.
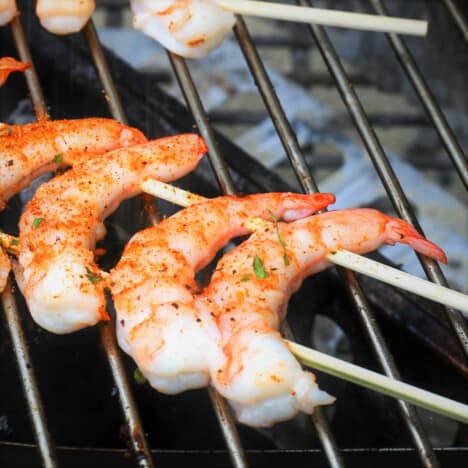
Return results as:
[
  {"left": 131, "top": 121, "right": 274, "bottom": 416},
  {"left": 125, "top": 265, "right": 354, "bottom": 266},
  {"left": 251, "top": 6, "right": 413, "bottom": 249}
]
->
[
  {"left": 203, "top": 208, "right": 446, "bottom": 426},
  {"left": 36, "top": 0, "right": 95, "bottom": 34},
  {"left": 0, "top": 118, "right": 145, "bottom": 292},
  {"left": 109, "top": 192, "right": 335, "bottom": 394},
  {"left": 130, "top": 0, "right": 235, "bottom": 58},
  {"left": 15, "top": 134, "right": 207, "bottom": 334},
  {"left": 0, "top": 0, "right": 17, "bottom": 26},
  {"left": 0, "top": 57, "right": 30, "bottom": 87}
]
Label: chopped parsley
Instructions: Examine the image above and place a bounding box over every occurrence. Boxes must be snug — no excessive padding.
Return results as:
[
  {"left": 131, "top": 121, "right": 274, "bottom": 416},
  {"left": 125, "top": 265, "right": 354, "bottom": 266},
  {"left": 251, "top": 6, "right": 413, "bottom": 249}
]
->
[
  {"left": 52, "top": 153, "right": 63, "bottom": 164},
  {"left": 85, "top": 267, "right": 103, "bottom": 284},
  {"left": 10, "top": 239, "right": 19, "bottom": 246},
  {"left": 133, "top": 368, "right": 146, "bottom": 385},
  {"left": 240, "top": 274, "right": 251, "bottom": 282},
  {"left": 267, "top": 209, "right": 290, "bottom": 265},
  {"left": 0, "top": 127, "right": 12, "bottom": 137},
  {"left": 253, "top": 255, "right": 268, "bottom": 279},
  {"left": 32, "top": 217, "right": 44, "bottom": 229}
]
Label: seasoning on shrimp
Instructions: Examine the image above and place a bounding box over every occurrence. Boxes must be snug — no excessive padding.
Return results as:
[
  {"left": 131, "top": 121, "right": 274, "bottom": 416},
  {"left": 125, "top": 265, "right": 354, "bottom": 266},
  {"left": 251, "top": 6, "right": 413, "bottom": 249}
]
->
[
  {"left": 15, "top": 134, "right": 207, "bottom": 334},
  {"left": 204, "top": 208, "right": 447, "bottom": 427},
  {"left": 110, "top": 192, "right": 335, "bottom": 394}
]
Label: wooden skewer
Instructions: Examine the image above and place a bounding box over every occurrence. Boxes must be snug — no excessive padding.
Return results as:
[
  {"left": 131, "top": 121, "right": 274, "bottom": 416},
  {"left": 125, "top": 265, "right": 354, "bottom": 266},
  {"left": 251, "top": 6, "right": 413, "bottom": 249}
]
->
[
  {"left": 286, "top": 340, "right": 468, "bottom": 424},
  {"left": 140, "top": 179, "right": 468, "bottom": 317},
  {"left": 215, "top": 0, "right": 428, "bottom": 36}
]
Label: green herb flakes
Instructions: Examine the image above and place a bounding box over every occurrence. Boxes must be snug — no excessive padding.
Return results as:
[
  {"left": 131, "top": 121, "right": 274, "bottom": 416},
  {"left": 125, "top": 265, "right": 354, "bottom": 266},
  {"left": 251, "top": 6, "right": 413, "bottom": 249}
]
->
[
  {"left": 32, "top": 217, "right": 44, "bottom": 229},
  {"left": 85, "top": 267, "right": 103, "bottom": 285},
  {"left": 10, "top": 239, "right": 19, "bottom": 246},
  {"left": 240, "top": 274, "right": 251, "bottom": 282},
  {"left": 253, "top": 255, "right": 268, "bottom": 279},
  {"left": 0, "top": 127, "right": 12, "bottom": 137},
  {"left": 134, "top": 368, "right": 146, "bottom": 385},
  {"left": 267, "top": 209, "right": 290, "bottom": 265},
  {"left": 52, "top": 153, "right": 63, "bottom": 164}
]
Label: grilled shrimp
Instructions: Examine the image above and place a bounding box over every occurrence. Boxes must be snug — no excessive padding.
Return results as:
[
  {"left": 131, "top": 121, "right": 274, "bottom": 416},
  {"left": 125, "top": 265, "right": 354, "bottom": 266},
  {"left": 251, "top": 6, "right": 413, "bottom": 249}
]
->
[
  {"left": 0, "top": 118, "right": 145, "bottom": 292},
  {"left": 0, "top": 118, "right": 146, "bottom": 208},
  {"left": 0, "top": 0, "right": 17, "bottom": 26},
  {"left": 15, "top": 134, "right": 207, "bottom": 334},
  {"left": 110, "top": 192, "right": 335, "bottom": 394},
  {"left": 204, "top": 208, "right": 447, "bottom": 427},
  {"left": 0, "top": 57, "right": 30, "bottom": 87},
  {"left": 36, "top": 0, "right": 95, "bottom": 34},
  {"left": 130, "top": 0, "right": 235, "bottom": 58}
]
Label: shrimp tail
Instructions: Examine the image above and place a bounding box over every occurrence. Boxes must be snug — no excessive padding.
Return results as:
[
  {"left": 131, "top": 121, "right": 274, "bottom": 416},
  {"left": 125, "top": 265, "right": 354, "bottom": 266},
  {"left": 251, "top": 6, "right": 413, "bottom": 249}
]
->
[
  {"left": 385, "top": 219, "right": 448, "bottom": 264},
  {"left": 281, "top": 193, "right": 335, "bottom": 221},
  {"left": 0, "top": 57, "right": 30, "bottom": 87}
]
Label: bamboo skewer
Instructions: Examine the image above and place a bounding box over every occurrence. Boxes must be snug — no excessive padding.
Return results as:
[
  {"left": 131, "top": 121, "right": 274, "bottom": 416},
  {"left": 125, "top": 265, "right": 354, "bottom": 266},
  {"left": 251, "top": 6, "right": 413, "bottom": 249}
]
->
[
  {"left": 215, "top": 0, "right": 428, "bottom": 36},
  {"left": 141, "top": 179, "right": 468, "bottom": 317},
  {"left": 286, "top": 341, "right": 468, "bottom": 424}
]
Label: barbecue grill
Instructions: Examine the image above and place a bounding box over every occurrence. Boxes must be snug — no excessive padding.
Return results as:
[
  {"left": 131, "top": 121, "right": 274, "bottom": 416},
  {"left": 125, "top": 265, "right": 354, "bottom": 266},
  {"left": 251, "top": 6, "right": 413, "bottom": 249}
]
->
[{"left": 0, "top": 0, "right": 467, "bottom": 467}]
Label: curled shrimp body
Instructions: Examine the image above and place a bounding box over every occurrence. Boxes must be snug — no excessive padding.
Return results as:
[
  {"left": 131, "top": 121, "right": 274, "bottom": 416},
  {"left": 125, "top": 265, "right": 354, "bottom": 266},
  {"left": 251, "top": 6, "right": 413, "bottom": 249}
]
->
[
  {"left": 36, "top": 0, "right": 95, "bottom": 34},
  {"left": 0, "top": 0, "right": 17, "bottom": 26},
  {"left": 204, "top": 208, "right": 447, "bottom": 427},
  {"left": 0, "top": 118, "right": 145, "bottom": 292},
  {"left": 110, "top": 192, "right": 335, "bottom": 394},
  {"left": 15, "top": 134, "right": 207, "bottom": 334},
  {"left": 130, "top": 0, "right": 235, "bottom": 58},
  {"left": 0, "top": 118, "right": 146, "bottom": 208}
]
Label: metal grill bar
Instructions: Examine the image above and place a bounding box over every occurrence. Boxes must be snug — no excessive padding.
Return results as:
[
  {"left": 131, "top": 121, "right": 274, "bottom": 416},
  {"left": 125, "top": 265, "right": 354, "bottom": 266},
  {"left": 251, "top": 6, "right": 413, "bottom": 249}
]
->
[
  {"left": 82, "top": 20, "right": 156, "bottom": 468},
  {"left": 1, "top": 15, "right": 57, "bottom": 468},
  {"left": 1, "top": 282, "right": 57, "bottom": 468},
  {"left": 370, "top": 0, "right": 468, "bottom": 190},
  {"left": 168, "top": 53, "right": 248, "bottom": 468},
  {"left": 233, "top": 14, "right": 437, "bottom": 468},
  {"left": 300, "top": 0, "right": 468, "bottom": 358},
  {"left": 442, "top": 0, "right": 468, "bottom": 43}
]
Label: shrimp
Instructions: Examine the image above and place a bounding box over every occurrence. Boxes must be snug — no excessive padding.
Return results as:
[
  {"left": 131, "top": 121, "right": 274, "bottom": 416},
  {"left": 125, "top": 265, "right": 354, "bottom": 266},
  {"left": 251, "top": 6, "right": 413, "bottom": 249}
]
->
[
  {"left": 14, "top": 134, "right": 207, "bottom": 334},
  {"left": 0, "top": 0, "right": 17, "bottom": 26},
  {"left": 130, "top": 0, "right": 235, "bottom": 58},
  {"left": 0, "top": 118, "right": 146, "bottom": 208},
  {"left": 36, "top": 0, "right": 95, "bottom": 34},
  {"left": 0, "top": 118, "right": 145, "bottom": 292},
  {"left": 109, "top": 192, "right": 335, "bottom": 394},
  {"left": 0, "top": 57, "right": 30, "bottom": 87},
  {"left": 204, "top": 208, "right": 447, "bottom": 426}
]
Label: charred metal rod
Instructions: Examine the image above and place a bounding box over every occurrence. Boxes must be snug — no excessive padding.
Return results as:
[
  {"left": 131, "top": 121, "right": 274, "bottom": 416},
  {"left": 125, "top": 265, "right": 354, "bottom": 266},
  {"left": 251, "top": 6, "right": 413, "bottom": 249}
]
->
[
  {"left": 168, "top": 52, "right": 248, "bottom": 468},
  {"left": 370, "top": 0, "right": 468, "bottom": 190},
  {"left": 301, "top": 0, "right": 468, "bottom": 360},
  {"left": 83, "top": 20, "right": 155, "bottom": 468},
  {"left": 9, "top": 16, "right": 49, "bottom": 120},
  {"left": 442, "top": 0, "right": 468, "bottom": 43},
  {"left": 3, "top": 15, "right": 57, "bottom": 468},
  {"left": 234, "top": 13, "right": 438, "bottom": 468},
  {"left": 1, "top": 282, "right": 57, "bottom": 468}
]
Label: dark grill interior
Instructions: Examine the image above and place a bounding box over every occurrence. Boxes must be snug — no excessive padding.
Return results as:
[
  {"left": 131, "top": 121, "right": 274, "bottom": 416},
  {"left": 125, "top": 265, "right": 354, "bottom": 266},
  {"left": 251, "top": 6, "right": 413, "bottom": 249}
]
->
[{"left": 0, "top": 1, "right": 467, "bottom": 467}]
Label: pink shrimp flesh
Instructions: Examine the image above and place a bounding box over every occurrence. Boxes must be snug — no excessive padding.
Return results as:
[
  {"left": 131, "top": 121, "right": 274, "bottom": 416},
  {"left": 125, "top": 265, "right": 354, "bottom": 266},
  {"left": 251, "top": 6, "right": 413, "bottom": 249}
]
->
[
  {"left": 203, "top": 208, "right": 447, "bottom": 426},
  {"left": 0, "top": 118, "right": 145, "bottom": 291},
  {"left": 0, "top": 57, "right": 30, "bottom": 87},
  {"left": 109, "top": 192, "right": 335, "bottom": 394},
  {"left": 0, "top": 118, "right": 146, "bottom": 208},
  {"left": 36, "top": 0, "right": 95, "bottom": 34},
  {"left": 0, "top": 0, "right": 17, "bottom": 26},
  {"left": 130, "top": 0, "right": 235, "bottom": 59},
  {"left": 14, "top": 134, "right": 207, "bottom": 334}
]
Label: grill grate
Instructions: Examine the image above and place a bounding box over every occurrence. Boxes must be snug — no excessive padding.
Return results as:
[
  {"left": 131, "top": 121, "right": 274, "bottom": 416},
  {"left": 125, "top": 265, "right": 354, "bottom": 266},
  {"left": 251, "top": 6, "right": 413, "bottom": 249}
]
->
[{"left": 1, "top": 1, "right": 467, "bottom": 467}]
